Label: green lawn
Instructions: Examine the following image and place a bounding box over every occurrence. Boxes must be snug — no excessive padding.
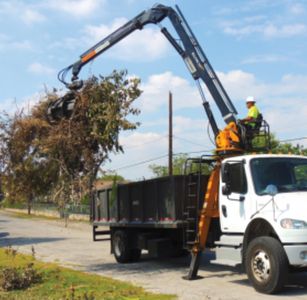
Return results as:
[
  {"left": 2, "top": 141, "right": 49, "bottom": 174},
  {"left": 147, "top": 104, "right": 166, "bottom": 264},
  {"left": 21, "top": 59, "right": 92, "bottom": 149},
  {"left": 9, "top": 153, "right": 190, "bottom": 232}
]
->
[{"left": 0, "top": 248, "right": 175, "bottom": 300}]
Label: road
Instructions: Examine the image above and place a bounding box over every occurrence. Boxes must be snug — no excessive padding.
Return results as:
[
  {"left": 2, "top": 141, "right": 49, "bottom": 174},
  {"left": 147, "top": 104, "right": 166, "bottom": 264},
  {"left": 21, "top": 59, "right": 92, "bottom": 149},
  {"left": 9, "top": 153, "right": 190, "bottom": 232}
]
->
[{"left": 0, "top": 211, "right": 307, "bottom": 300}]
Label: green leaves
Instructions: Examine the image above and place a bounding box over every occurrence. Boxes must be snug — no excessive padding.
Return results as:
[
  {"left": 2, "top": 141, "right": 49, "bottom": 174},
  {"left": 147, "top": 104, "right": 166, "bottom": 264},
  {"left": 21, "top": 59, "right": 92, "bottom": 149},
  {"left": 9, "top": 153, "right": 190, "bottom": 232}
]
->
[{"left": 0, "top": 70, "right": 141, "bottom": 205}]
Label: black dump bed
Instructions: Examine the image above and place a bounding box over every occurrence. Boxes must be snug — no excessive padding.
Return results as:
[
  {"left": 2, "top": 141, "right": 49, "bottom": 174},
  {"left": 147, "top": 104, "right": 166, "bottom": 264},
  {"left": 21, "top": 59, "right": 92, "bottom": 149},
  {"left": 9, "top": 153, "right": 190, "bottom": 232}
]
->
[{"left": 92, "top": 175, "right": 209, "bottom": 228}]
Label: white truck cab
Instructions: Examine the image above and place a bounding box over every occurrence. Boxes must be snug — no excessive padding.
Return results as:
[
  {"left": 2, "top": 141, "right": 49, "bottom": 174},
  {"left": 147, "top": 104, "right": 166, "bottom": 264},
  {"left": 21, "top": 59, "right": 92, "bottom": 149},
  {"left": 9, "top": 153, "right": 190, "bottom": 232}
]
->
[{"left": 216, "top": 154, "right": 307, "bottom": 293}]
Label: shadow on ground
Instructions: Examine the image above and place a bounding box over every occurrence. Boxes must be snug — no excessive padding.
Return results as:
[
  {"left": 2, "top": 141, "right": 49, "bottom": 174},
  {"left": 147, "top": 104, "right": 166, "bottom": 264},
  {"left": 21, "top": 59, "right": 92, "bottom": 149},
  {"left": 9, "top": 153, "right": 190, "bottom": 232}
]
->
[
  {"left": 231, "top": 272, "right": 307, "bottom": 296},
  {"left": 0, "top": 232, "right": 9, "bottom": 238},
  {"left": 86, "top": 251, "right": 307, "bottom": 297},
  {"left": 0, "top": 237, "right": 66, "bottom": 247}
]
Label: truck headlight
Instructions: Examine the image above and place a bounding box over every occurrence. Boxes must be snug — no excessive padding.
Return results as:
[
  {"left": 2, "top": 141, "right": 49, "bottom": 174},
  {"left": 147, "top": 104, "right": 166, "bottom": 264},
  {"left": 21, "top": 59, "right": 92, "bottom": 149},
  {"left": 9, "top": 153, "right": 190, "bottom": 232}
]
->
[{"left": 280, "top": 218, "right": 307, "bottom": 229}]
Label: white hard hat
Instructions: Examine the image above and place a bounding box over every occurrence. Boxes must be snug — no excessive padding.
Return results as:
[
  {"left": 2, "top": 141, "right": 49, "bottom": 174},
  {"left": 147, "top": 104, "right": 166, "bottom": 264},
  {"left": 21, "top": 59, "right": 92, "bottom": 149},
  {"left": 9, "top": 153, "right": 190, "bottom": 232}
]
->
[{"left": 246, "top": 96, "right": 256, "bottom": 103}]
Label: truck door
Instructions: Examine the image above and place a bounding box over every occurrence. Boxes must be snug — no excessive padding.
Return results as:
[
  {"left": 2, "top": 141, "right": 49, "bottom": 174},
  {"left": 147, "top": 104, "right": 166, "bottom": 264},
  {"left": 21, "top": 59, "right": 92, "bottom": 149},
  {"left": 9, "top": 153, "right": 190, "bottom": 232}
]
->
[{"left": 219, "top": 161, "right": 249, "bottom": 233}]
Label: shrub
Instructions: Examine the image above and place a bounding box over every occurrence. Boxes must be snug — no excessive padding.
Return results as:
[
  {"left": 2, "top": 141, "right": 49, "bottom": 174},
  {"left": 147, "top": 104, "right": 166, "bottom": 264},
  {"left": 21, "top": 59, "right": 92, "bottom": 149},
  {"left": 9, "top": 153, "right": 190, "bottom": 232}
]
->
[{"left": 0, "top": 263, "right": 42, "bottom": 291}]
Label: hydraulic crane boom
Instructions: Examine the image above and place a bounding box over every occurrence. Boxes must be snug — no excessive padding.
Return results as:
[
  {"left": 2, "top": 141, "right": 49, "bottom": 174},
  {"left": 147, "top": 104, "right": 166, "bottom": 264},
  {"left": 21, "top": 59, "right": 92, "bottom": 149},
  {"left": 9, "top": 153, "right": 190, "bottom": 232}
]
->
[
  {"left": 55, "top": 4, "right": 240, "bottom": 149},
  {"left": 48, "top": 3, "right": 270, "bottom": 282}
]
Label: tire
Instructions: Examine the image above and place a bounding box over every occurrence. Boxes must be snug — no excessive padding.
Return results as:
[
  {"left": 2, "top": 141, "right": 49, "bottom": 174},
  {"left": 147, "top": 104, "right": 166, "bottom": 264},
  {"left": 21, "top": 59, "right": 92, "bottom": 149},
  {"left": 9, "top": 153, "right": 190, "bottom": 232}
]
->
[
  {"left": 245, "top": 236, "right": 288, "bottom": 294},
  {"left": 112, "top": 230, "right": 141, "bottom": 263}
]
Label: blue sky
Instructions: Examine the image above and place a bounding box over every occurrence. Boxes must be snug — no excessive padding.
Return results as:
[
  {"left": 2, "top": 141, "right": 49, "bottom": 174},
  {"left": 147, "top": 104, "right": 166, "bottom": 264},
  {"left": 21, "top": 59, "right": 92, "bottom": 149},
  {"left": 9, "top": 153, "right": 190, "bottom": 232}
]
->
[{"left": 1, "top": 0, "right": 307, "bottom": 179}]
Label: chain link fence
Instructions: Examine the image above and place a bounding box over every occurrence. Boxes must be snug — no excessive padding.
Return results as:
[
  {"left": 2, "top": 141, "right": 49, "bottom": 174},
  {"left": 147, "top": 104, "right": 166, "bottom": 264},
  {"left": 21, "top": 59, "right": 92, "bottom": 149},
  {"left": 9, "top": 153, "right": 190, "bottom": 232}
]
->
[{"left": 3, "top": 202, "right": 90, "bottom": 217}]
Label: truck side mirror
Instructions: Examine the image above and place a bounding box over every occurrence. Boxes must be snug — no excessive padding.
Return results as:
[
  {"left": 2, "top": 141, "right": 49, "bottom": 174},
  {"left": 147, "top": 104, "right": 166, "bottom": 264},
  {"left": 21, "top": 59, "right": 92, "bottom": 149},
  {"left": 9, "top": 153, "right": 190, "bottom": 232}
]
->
[
  {"left": 222, "top": 184, "right": 231, "bottom": 195},
  {"left": 221, "top": 163, "right": 231, "bottom": 195},
  {"left": 221, "top": 163, "right": 230, "bottom": 184}
]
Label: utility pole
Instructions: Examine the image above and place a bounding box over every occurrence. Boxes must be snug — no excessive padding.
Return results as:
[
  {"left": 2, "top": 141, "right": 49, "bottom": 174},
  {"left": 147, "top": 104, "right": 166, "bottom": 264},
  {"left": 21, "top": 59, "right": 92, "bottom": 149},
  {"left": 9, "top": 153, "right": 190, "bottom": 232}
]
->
[{"left": 169, "top": 91, "right": 173, "bottom": 176}]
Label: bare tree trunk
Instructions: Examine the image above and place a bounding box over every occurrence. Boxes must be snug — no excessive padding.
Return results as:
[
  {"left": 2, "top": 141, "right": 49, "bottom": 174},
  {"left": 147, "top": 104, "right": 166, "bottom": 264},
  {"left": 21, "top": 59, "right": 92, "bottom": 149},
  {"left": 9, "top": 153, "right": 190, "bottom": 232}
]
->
[{"left": 27, "top": 195, "right": 32, "bottom": 215}]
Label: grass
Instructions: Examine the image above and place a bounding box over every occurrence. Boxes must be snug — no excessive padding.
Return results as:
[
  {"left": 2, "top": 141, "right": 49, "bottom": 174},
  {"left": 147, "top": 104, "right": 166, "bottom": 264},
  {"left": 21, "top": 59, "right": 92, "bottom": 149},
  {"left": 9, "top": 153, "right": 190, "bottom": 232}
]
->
[
  {"left": 0, "top": 247, "right": 175, "bottom": 300},
  {"left": 1, "top": 210, "right": 60, "bottom": 221}
]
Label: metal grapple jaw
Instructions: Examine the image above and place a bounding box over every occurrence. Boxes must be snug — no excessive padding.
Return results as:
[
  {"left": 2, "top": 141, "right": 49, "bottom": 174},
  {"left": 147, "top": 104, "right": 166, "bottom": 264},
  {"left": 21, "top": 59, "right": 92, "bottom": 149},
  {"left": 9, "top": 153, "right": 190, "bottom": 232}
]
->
[{"left": 47, "top": 91, "right": 76, "bottom": 122}]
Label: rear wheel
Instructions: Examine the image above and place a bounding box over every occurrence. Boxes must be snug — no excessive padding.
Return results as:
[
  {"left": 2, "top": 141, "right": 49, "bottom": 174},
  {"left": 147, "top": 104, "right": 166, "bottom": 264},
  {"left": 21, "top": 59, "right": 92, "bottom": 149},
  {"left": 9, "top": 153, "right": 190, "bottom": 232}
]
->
[
  {"left": 112, "top": 230, "right": 141, "bottom": 263},
  {"left": 245, "top": 236, "right": 288, "bottom": 294}
]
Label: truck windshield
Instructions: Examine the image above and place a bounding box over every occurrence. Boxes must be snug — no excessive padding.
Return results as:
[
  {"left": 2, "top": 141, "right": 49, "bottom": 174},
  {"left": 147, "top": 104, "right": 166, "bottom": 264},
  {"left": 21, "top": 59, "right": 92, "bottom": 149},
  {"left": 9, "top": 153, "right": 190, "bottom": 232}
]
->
[{"left": 251, "top": 157, "right": 307, "bottom": 195}]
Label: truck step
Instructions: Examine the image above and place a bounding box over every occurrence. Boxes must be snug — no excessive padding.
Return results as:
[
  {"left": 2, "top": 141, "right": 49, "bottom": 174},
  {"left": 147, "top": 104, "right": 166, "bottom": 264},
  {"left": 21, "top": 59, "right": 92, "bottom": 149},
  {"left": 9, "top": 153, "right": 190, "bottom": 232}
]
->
[
  {"left": 210, "top": 259, "right": 240, "bottom": 267},
  {"left": 94, "top": 230, "right": 111, "bottom": 235},
  {"left": 186, "top": 229, "right": 195, "bottom": 233}
]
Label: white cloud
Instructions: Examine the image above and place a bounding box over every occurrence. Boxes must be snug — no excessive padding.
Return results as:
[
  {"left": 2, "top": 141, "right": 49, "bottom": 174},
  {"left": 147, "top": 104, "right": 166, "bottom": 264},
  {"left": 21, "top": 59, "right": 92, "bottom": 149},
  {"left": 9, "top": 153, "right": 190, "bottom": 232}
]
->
[
  {"left": 51, "top": 17, "right": 169, "bottom": 60},
  {"left": 0, "top": 98, "right": 18, "bottom": 113},
  {"left": 28, "top": 63, "right": 55, "bottom": 75},
  {"left": 83, "top": 17, "right": 169, "bottom": 61},
  {"left": 0, "top": 34, "right": 32, "bottom": 51},
  {"left": 290, "top": 3, "right": 305, "bottom": 15},
  {"left": 0, "top": 1, "right": 16, "bottom": 14},
  {"left": 138, "top": 71, "right": 200, "bottom": 112},
  {"left": 241, "top": 54, "right": 288, "bottom": 64},
  {"left": 0, "top": 92, "right": 42, "bottom": 114},
  {"left": 264, "top": 23, "right": 307, "bottom": 38},
  {"left": 223, "top": 22, "right": 307, "bottom": 38},
  {"left": 120, "top": 132, "right": 167, "bottom": 150},
  {"left": 217, "top": 69, "right": 307, "bottom": 102},
  {"left": 0, "top": 1, "right": 46, "bottom": 25},
  {"left": 173, "top": 116, "right": 206, "bottom": 136},
  {"left": 216, "top": 70, "right": 264, "bottom": 101},
  {"left": 45, "top": 0, "right": 105, "bottom": 17},
  {"left": 216, "top": 69, "right": 307, "bottom": 139},
  {"left": 22, "top": 9, "right": 46, "bottom": 25},
  {"left": 0, "top": 0, "right": 103, "bottom": 21}
]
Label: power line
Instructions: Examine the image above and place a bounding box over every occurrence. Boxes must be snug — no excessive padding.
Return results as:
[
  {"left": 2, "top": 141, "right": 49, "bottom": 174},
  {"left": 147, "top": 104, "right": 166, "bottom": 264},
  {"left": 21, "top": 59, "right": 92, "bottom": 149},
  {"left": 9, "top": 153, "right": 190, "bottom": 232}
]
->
[
  {"left": 279, "top": 137, "right": 307, "bottom": 143},
  {"left": 173, "top": 135, "right": 205, "bottom": 147},
  {"left": 112, "top": 154, "right": 168, "bottom": 171},
  {"left": 123, "top": 135, "right": 168, "bottom": 150},
  {"left": 111, "top": 149, "right": 215, "bottom": 172}
]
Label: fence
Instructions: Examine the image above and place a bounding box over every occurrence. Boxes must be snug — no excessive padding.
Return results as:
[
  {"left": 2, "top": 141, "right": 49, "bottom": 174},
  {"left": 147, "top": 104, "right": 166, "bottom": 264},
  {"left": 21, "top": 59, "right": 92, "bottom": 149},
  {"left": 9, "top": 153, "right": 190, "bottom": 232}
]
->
[{"left": 3, "top": 202, "right": 90, "bottom": 217}]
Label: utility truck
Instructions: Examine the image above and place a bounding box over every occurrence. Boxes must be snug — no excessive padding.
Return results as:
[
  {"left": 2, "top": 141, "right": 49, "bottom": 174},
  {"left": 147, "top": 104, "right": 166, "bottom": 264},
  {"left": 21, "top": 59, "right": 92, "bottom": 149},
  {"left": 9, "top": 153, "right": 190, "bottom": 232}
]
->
[{"left": 47, "top": 3, "right": 307, "bottom": 294}]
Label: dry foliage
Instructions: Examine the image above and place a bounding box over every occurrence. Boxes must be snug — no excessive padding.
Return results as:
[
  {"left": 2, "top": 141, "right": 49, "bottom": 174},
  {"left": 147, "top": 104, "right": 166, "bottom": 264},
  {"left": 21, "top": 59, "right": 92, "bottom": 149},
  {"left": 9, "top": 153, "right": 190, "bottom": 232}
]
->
[{"left": 0, "top": 70, "right": 141, "bottom": 207}]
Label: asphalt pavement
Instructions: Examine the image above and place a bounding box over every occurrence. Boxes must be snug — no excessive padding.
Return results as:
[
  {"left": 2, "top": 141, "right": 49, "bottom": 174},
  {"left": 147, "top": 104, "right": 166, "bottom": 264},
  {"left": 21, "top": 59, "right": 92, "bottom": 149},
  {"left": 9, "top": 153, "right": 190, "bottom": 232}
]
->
[{"left": 0, "top": 211, "right": 306, "bottom": 300}]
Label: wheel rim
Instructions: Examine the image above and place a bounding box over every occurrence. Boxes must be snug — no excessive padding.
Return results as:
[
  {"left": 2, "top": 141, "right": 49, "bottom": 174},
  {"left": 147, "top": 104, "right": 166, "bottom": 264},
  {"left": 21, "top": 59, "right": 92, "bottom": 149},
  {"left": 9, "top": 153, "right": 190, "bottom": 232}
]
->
[
  {"left": 251, "top": 250, "right": 271, "bottom": 282},
  {"left": 114, "top": 235, "right": 124, "bottom": 257}
]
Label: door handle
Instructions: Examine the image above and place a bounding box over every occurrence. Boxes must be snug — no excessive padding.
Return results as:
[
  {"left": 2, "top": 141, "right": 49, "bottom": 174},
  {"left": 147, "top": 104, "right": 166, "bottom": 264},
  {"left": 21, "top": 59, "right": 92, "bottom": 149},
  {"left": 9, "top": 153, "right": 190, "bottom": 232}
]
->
[{"left": 222, "top": 205, "right": 227, "bottom": 217}]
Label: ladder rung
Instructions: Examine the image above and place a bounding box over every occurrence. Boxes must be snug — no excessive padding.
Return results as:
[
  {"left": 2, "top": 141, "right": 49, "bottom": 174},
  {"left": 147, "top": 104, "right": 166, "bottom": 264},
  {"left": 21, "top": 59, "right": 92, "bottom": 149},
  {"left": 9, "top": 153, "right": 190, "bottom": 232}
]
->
[
  {"left": 188, "top": 194, "right": 196, "bottom": 197},
  {"left": 186, "top": 218, "right": 195, "bottom": 221},
  {"left": 186, "top": 230, "right": 195, "bottom": 233},
  {"left": 186, "top": 241, "right": 195, "bottom": 245},
  {"left": 186, "top": 206, "right": 196, "bottom": 209}
]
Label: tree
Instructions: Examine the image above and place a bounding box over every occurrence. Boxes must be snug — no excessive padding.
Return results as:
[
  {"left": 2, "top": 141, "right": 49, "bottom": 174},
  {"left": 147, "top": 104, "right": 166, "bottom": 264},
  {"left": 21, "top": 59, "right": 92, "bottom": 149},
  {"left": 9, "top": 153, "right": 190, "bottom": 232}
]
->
[
  {"left": 253, "top": 134, "right": 307, "bottom": 155},
  {"left": 0, "top": 70, "right": 141, "bottom": 209},
  {"left": 0, "top": 111, "right": 58, "bottom": 213},
  {"left": 149, "top": 154, "right": 188, "bottom": 177},
  {"left": 149, "top": 154, "right": 212, "bottom": 177},
  {"left": 98, "top": 172, "right": 125, "bottom": 182}
]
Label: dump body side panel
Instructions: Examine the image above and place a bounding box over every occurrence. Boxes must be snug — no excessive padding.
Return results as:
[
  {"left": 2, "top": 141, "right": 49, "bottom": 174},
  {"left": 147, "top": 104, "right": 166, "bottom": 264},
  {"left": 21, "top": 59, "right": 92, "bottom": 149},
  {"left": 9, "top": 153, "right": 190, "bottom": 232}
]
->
[{"left": 92, "top": 175, "right": 209, "bottom": 229}]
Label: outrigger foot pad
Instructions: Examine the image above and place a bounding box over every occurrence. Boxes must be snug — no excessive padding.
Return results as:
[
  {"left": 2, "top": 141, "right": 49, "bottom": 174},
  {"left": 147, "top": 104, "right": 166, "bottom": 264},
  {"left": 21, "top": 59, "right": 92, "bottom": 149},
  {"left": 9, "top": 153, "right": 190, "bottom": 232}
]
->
[{"left": 182, "top": 251, "right": 202, "bottom": 280}]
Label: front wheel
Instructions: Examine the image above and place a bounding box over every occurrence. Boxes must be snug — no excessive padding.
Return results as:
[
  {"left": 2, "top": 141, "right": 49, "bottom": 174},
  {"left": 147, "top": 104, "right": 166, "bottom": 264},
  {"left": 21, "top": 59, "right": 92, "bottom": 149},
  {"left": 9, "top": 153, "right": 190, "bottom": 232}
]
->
[{"left": 245, "top": 236, "right": 288, "bottom": 294}]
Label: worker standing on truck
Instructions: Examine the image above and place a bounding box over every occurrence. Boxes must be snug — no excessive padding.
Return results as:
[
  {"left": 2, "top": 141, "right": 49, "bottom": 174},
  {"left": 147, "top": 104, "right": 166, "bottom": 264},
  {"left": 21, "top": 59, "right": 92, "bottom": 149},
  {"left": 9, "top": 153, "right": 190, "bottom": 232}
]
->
[{"left": 240, "top": 96, "right": 260, "bottom": 130}]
